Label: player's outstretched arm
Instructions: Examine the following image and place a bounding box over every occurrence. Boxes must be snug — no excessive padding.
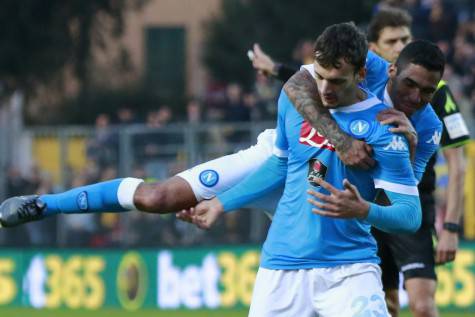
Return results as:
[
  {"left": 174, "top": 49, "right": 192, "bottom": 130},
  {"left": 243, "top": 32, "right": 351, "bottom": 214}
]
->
[
  {"left": 249, "top": 43, "right": 298, "bottom": 82},
  {"left": 307, "top": 178, "right": 421, "bottom": 233},
  {"left": 284, "top": 70, "right": 374, "bottom": 169}
]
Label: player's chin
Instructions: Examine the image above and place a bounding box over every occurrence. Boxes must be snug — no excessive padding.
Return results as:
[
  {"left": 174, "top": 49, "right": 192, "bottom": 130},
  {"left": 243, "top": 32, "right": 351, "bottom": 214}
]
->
[{"left": 322, "top": 100, "right": 338, "bottom": 108}]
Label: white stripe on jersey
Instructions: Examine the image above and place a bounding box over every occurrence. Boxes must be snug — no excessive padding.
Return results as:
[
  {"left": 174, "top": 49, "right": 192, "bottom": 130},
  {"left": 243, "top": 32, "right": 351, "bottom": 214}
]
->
[
  {"left": 374, "top": 179, "right": 419, "bottom": 196},
  {"left": 272, "top": 146, "right": 288, "bottom": 158}
]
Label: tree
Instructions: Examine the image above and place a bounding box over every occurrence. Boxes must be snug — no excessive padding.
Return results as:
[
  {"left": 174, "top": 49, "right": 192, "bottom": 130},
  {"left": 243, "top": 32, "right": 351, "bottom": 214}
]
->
[
  {"left": 0, "top": 0, "right": 144, "bottom": 96},
  {"left": 203, "top": 0, "right": 377, "bottom": 87}
]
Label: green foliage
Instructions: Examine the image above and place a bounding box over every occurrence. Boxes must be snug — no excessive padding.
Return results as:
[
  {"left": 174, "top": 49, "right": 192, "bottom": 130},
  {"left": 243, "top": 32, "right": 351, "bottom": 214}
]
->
[
  {"left": 0, "top": 0, "right": 138, "bottom": 92},
  {"left": 203, "top": 0, "right": 378, "bottom": 87}
]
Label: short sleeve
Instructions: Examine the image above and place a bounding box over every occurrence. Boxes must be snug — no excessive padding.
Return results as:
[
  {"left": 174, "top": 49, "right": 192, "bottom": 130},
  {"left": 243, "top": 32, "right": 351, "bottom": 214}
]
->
[{"left": 431, "top": 84, "right": 470, "bottom": 148}]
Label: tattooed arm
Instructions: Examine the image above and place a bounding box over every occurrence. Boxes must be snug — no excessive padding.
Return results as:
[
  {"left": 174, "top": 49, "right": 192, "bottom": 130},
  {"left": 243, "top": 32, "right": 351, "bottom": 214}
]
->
[{"left": 284, "top": 69, "right": 375, "bottom": 169}]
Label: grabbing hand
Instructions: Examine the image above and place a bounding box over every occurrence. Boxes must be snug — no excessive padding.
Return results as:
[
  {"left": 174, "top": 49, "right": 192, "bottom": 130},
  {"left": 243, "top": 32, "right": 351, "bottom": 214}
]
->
[
  {"left": 335, "top": 138, "right": 374, "bottom": 170},
  {"left": 377, "top": 108, "right": 418, "bottom": 161},
  {"left": 307, "top": 178, "right": 370, "bottom": 219},
  {"left": 176, "top": 198, "right": 224, "bottom": 230}
]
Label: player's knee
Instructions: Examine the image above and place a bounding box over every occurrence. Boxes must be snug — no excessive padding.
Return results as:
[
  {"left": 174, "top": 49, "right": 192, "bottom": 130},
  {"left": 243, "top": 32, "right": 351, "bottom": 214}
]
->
[
  {"left": 134, "top": 183, "right": 171, "bottom": 213},
  {"left": 408, "top": 298, "right": 436, "bottom": 317}
]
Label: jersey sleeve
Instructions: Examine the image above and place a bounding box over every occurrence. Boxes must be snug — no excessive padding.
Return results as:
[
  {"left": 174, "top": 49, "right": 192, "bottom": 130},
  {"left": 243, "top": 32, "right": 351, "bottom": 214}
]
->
[
  {"left": 370, "top": 128, "right": 419, "bottom": 196},
  {"left": 363, "top": 51, "right": 389, "bottom": 93},
  {"left": 273, "top": 89, "right": 291, "bottom": 158},
  {"left": 430, "top": 83, "right": 471, "bottom": 149},
  {"left": 412, "top": 124, "right": 442, "bottom": 181}
]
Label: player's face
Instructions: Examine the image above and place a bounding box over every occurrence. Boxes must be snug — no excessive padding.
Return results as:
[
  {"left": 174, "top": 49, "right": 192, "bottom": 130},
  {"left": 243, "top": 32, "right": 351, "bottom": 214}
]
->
[
  {"left": 369, "top": 26, "right": 412, "bottom": 63},
  {"left": 388, "top": 63, "right": 441, "bottom": 116},
  {"left": 313, "top": 58, "right": 365, "bottom": 108}
]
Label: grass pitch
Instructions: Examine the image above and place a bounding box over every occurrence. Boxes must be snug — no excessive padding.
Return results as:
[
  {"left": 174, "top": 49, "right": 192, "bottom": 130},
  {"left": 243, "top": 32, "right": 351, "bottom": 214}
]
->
[{"left": 0, "top": 308, "right": 473, "bottom": 317}]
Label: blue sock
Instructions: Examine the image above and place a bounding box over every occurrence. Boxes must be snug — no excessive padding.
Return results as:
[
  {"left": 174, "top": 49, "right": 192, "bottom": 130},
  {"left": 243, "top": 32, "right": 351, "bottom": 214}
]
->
[{"left": 40, "top": 178, "right": 129, "bottom": 216}]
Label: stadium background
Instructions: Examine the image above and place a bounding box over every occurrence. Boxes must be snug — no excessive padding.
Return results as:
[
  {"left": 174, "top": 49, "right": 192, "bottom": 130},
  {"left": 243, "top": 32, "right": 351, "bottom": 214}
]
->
[{"left": 0, "top": 0, "right": 474, "bottom": 315}]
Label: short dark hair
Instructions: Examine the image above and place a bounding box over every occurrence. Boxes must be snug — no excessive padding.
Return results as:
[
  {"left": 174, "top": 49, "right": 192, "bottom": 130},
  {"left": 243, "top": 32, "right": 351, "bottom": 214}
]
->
[
  {"left": 314, "top": 22, "right": 368, "bottom": 72},
  {"left": 395, "top": 40, "right": 445, "bottom": 76},
  {"left": 367, "top": 8, "right": 412, "bottom": 43}
]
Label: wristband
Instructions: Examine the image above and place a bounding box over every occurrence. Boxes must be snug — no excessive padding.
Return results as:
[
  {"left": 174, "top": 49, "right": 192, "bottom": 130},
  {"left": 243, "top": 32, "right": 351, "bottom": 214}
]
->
[{"left": 443, "top": 222, "right": 461, "bottom": 233}]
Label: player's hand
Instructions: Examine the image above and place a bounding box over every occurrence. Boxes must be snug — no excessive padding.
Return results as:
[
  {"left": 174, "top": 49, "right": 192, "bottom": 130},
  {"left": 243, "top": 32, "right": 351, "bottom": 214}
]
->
[
  {"left": 176, "top": 208, "right": 195, "bottom": 223},
  {"left": 190, "top": 198, "right": 224, "bottom": 230},
  {"left": 307, "top": 178, "right": 370, "bottom": 219},
  {"left": 377, "top": 108, "right": 418, "bottom": 161},
  {"left": 435, "top": 230, "right": 458, "bottom": 264},
  {"left": 250, "top": 43, "right": 276, "bottom": 76},
  {"left": 335, "top": 138, "right": 374, "bottom": 170}
]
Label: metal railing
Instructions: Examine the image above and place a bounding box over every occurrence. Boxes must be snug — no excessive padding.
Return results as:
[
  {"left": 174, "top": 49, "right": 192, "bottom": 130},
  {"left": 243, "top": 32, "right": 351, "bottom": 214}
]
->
[{"left": 0, "top": 121, "right": 275, "bottom": 248}]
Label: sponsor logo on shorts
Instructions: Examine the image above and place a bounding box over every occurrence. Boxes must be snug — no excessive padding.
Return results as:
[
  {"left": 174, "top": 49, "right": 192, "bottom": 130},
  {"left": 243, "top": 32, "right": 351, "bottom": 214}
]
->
[
  {"left": 307, "top": 159, "right": 327, "bottom": 186},
  {"left": 400, "top": 262, "right": 425, "bottom": 272},
  {"left": 199, "top": 170, "right": 219, "bottom": 187},
  {"left": 77, "top": 191, "right": 89, "bottom": 211},
  {"left": 349, "top": 119, "right": 370, "bottom": 136},
  {"left": 299, "top": 122, "right": 335, "bottom": 151}
]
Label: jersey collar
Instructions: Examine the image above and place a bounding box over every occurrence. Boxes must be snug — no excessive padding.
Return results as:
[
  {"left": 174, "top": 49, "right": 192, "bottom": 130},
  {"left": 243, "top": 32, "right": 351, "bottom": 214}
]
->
[
  {"left": 383, "top": 85, "right": 394, "bottom": 108},
  {"left": 330, "top": 89, "right": 381, "bottom": 113}
]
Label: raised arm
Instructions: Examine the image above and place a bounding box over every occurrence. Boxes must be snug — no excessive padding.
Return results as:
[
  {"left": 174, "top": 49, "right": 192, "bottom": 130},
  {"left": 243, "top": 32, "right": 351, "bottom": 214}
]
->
[{"left": 284, "top": 69, "right": 374, "bottom": 169}]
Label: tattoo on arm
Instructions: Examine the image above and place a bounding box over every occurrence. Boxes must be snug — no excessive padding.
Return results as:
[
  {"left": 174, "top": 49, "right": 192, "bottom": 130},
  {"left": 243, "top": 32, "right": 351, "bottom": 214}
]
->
[{"left": 283, "top": 69, "right": 353, "bottom": 152}]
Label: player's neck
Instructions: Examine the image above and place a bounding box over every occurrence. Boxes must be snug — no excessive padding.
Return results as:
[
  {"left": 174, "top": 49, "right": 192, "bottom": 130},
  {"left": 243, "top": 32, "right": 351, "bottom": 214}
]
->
[{"left": 341, "top": 87, "right": 367, "bottom": 107}]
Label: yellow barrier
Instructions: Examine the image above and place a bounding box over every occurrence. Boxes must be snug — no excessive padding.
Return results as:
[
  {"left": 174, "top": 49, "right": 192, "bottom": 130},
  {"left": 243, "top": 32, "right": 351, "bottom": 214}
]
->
[
  {"left": 465, "top": 142, "right": 475, "bottom": 239},
  {"left": 32, "top": 136, "right": 87, "bottom": 184}
]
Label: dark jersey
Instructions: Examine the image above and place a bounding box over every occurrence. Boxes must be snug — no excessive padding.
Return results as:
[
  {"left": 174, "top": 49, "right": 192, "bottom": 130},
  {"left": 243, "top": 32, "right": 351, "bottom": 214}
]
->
[{"left": 418, "top": 80, "right": 471, "bottom": 195}]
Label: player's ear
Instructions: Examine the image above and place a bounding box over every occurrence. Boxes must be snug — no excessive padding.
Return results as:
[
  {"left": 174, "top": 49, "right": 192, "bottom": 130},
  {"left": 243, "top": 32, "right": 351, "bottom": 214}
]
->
[
  {"left": 368, "top": 42, "right": 379, "bottom": 56},
  {"left": 356, "top": 67, "right": 366, "bottom": 82},
  {"left": 388, "top": 64, "right": 397, "bottom": 79}
]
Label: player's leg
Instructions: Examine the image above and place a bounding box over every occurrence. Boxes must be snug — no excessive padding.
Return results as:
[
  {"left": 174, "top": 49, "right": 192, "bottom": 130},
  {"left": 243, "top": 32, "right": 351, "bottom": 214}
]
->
[
  {"left": 0, "top": 129, "right": 276, "bottom": 227},
  {"left": 390, "top": 223, "right": 438, "bottom": 317},
  {"left": 372, "top": 227, "right": 401, "bottom": 317},
  {"left": 133, "top": 176, "right": 197, "bottom": 212},
  {"left": 314, "top": 263, "right": 390, "bottom": 316},
  {"left": 405, "top": 278, "right": 438, "bottom": 317},
  {"left": 177, "top": 129, "right": 275, "bottom": 201},
  {"left": 248, "top": 268, "right": 316, "bottom": 317}
]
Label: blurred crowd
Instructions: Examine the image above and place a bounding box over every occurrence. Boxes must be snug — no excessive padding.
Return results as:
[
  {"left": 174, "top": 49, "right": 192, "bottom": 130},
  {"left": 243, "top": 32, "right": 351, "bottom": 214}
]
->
[
  {"left": 1, "top": 0, "right": 474, "bottom": 249},
  {"left": 378, "top": 0, "right": 475, "bottom": 120}
]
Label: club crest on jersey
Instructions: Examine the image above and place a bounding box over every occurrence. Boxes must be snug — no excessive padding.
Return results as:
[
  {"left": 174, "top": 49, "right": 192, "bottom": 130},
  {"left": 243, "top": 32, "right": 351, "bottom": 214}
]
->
[
  {"left": 77, "top": 191, "right": 89, "bottom": 211},
  {"left": 307, "top": 159, "right": 327, "bottom": 187},
  {"left": 199, "top": 170, "right": 219, "bottom": 187},
  {"left": 299, "top": 122, "right": 335, "bottom": 151},
  {"left": 349, "top": 119, "right": 370, "bottom": 137}
]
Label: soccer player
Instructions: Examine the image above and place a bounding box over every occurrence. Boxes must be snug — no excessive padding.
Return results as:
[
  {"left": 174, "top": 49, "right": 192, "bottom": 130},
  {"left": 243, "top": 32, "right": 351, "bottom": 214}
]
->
[
  {"left": 367, "top": 9, "right": 470, "bottom": 317},
  {"left": 283, "top": 9, "right": 469, "bottom": 317},
  {"left": 184, "top": 22, "right": 433, "bottom": 316}
]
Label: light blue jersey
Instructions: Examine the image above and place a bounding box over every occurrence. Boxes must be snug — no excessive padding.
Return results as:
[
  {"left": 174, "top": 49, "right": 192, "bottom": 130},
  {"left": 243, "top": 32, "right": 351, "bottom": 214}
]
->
[
  {"left": 364, "top": 51, "right": 443, "bottom": 181},
  {"left": 302, "top": 51, "right": 442, "bottom": 182},
  {"left": 261, "top": 90, "right": 419, "bottom": 269}
]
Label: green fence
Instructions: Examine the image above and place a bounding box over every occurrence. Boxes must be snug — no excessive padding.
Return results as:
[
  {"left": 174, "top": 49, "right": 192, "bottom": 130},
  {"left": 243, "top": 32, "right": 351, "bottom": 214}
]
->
[{"left": 0, "top": 244, "right": 474, "bottom": 312}]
